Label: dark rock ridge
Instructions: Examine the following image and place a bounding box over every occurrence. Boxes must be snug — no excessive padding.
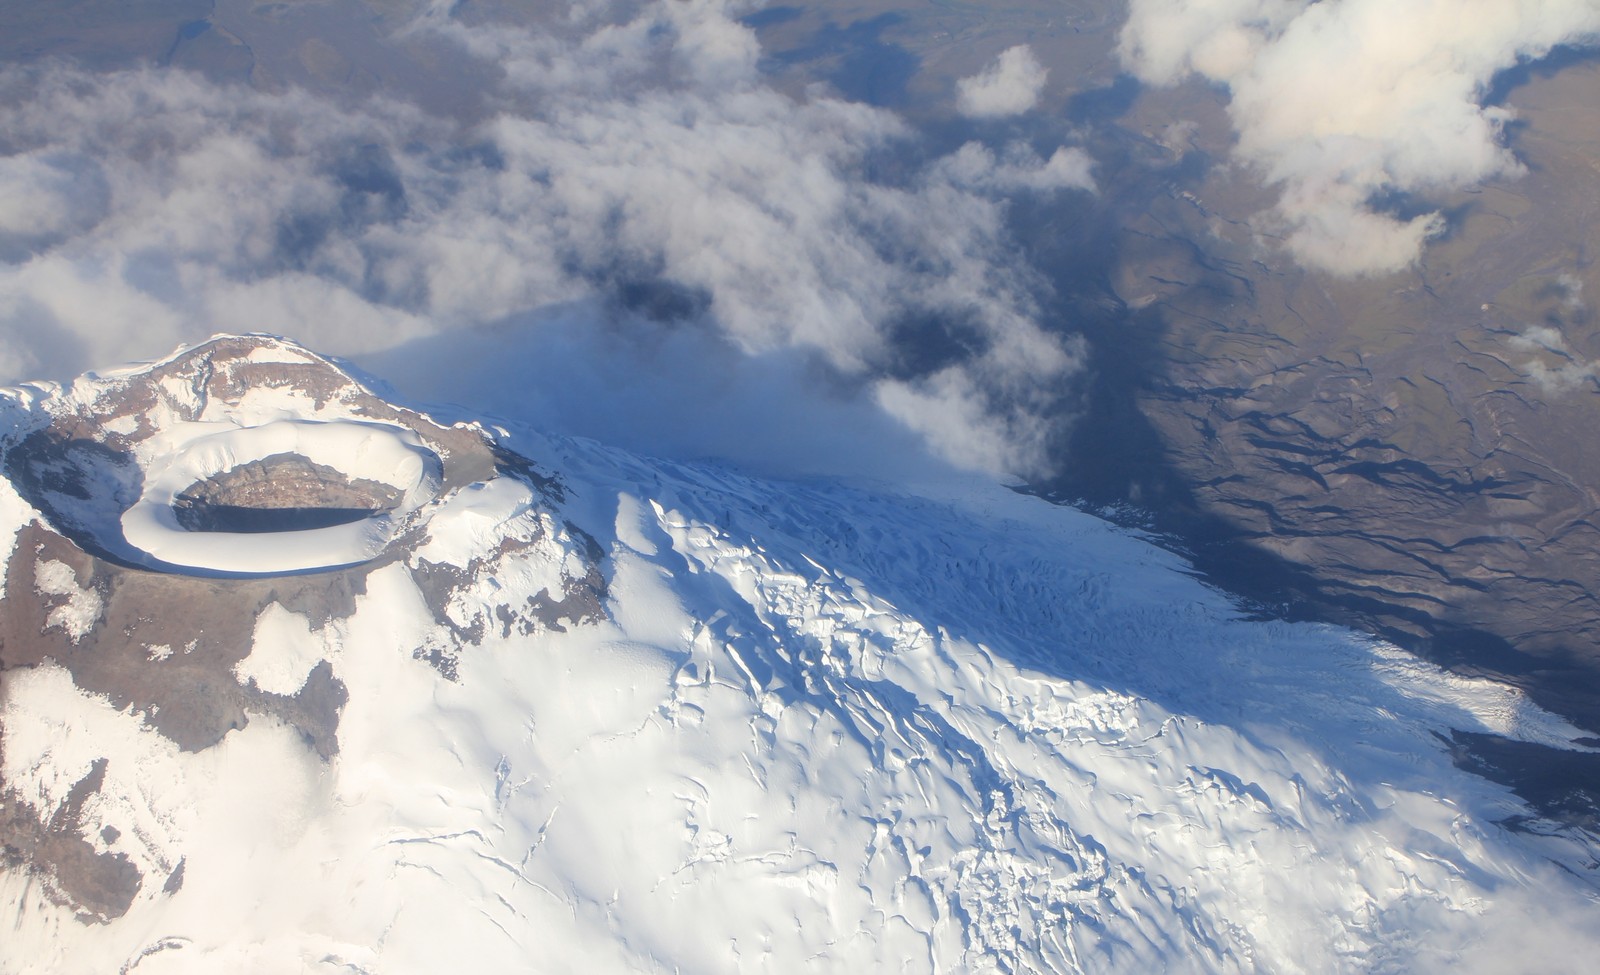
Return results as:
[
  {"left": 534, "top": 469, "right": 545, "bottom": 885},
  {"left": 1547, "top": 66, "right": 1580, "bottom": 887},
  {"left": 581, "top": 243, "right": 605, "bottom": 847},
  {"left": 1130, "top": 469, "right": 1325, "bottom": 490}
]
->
[{"left": 0, "top": 334, "right": 607, "bottom": 922}]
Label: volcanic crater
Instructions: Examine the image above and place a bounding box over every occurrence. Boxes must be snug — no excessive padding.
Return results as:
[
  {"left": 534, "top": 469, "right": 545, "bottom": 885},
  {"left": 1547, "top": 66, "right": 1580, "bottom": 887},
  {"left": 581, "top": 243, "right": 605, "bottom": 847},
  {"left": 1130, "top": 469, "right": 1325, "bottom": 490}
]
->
[
  {"left": 171, "top": 453, "right": 404, "bottom": 534},
  {"left": 1, "top": 335, "right": 608, "bottom": 924}
]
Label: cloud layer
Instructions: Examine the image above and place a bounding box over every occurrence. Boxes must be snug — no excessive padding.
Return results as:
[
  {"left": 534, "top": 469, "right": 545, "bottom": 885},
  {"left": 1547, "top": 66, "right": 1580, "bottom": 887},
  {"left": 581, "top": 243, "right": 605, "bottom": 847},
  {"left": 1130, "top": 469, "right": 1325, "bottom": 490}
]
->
[
  {"left": 0, "top": 1, "right": 1091, "bottom": 476},
  {"left": 1120, "top": 0, "right": 1600, "bottom": 274}
]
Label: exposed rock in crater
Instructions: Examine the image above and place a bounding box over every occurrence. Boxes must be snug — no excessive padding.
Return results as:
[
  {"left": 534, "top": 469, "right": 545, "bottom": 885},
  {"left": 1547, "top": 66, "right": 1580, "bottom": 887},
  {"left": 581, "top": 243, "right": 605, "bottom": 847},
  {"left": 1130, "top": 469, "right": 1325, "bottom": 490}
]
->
[{"left": 173, "top": 453, "right": 404, "bottom": 533}]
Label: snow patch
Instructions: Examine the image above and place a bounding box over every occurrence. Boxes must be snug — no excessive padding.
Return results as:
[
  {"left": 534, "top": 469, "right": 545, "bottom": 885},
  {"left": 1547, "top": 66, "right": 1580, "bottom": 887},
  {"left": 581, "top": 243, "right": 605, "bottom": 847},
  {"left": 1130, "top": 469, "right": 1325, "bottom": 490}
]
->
[
  {"left": 411, "top": 476, "right": 535, "bottom": 567},
  {"left": 101, "top": 413, "right": 140, "bottom": 436},
  {"left": 35, "top": 558, "right": 101, "bottom": 643},
  {"left": 0, "top": 467, "right": 36, "bottom": 600},
  {"left": 243, "top": 344, "right": 320, "bottom": 365},
  {"left": 234, "top": 604, "right": 338, "bottom": 696}
]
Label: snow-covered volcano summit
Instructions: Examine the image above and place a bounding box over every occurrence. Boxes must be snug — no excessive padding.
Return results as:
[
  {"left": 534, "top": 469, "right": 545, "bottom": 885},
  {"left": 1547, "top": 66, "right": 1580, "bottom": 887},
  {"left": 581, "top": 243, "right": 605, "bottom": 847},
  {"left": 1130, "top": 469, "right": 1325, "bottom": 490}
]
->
[
  {"left": 1, "top": 335, "right": 498, "bottom": 576},
  {"left": 2, "top": 336, "right": 1598, "bottom": 973}
]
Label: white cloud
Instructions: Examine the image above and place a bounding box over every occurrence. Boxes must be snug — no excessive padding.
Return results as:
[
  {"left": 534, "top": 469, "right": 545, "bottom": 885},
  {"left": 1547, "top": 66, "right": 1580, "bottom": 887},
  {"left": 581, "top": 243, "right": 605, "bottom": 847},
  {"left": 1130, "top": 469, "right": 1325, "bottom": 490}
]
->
[
  {"left": 0, "top": 1, "right": 1095, "bottom": 477},
  {"left": 874, "top": 369, "right": 1039, "bottom": 474},
  {"left": 1508, "top": 324, "right": 1599, "bottom": 394},
  {"left": 1120, "top": 0, "right": 1600, "bottom": 275},
  {"left": 1118, "top": 0, "right": 1302, "bottom": 86},
  {"left": 1558, "top": 272, "right": 1585, "bottom": 312},
  {"left": 936, "top": 142, "right": 1096, "bottom": 195},
  {"left": 0, "top": 152, "right": 109, "bottom": 262},
  {"left": 956, "top": 45, "right": 1049, "bottom": 118}
]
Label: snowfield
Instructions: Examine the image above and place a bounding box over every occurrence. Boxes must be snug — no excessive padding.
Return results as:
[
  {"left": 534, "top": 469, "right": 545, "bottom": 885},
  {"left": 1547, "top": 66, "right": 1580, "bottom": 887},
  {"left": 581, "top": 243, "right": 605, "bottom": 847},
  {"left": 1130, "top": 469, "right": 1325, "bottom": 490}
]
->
[{"left": 2, "top": 341, "right": 1599, "bottom": 974}]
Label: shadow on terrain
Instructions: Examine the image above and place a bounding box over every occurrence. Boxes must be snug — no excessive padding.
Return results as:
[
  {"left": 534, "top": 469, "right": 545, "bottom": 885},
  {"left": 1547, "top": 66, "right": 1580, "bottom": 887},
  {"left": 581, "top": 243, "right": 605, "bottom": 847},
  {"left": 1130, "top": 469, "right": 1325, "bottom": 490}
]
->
[
  {"left": 172, "top": 503, "right": 383, "bottom": 533},
  {"left": 1446, "top": 730, "right": 1600, "bottom": 832},
  {"left": 762, "top": 12, "right": 919, "bottom": 107},
  {"left": 1, "top": 430, "right": 149, "bottom": 568},
  {"left": 1484, "top": 44, "right": 1600, "bottom": 106},
  {"left": 999, "top": 105, "right": 1600, "bottom": 830}
]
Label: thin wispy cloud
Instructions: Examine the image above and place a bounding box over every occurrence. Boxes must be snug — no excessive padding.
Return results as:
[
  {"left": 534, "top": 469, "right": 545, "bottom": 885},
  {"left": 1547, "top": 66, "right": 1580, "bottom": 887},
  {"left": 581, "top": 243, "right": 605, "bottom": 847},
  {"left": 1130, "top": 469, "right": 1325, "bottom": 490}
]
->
[
  {"left": 1508, "top": 324, "right": 1598, "bottom": 393},
  {"left": 936, "top": 141, "right": 1096, "bottom": 196}
]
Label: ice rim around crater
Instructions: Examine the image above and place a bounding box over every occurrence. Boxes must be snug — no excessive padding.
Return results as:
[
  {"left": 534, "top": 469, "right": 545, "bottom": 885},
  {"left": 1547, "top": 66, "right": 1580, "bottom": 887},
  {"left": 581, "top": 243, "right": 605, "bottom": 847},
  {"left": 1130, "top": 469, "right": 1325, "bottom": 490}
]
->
[{"left": 120, "top": 418, "right": 443, "bottom": 576}]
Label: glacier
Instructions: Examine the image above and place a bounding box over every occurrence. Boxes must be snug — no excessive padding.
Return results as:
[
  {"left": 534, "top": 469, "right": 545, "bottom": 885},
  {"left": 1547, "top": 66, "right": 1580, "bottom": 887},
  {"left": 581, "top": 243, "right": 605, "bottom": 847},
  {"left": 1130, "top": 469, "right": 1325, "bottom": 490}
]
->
[{"left": 1, "top": 336, "right": 1597, "bottom": 974}]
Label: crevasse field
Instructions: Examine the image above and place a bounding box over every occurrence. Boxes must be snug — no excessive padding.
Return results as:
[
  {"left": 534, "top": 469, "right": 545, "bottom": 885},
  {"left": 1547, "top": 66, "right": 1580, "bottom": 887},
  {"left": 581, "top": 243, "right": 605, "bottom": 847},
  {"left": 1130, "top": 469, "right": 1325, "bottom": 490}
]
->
[{"left": 3, "top": 341, "right": 1598, "bottom": 974}]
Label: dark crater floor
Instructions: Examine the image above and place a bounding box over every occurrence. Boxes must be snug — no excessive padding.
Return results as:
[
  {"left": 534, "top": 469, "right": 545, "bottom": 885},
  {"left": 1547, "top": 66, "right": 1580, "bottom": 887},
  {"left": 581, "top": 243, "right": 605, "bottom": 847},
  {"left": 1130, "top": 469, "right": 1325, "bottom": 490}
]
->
[{"left": 172, "top": 453, "right": 402, "bottom": 534}]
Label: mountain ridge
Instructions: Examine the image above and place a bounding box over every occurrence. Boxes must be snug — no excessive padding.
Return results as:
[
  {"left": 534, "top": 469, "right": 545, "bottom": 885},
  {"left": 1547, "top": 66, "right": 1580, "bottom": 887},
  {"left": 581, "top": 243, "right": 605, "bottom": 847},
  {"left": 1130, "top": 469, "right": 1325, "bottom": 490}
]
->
[{"left": 1, "top": 335, "right": 1598, "bottom": 973}]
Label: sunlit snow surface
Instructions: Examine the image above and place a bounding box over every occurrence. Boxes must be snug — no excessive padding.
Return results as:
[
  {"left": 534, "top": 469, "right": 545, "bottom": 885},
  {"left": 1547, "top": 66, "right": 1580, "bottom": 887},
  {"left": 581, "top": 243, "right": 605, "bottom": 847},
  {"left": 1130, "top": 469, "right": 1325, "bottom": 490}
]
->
[{"left": 3, "top": 424, "right": 1599, "bottom": 973}]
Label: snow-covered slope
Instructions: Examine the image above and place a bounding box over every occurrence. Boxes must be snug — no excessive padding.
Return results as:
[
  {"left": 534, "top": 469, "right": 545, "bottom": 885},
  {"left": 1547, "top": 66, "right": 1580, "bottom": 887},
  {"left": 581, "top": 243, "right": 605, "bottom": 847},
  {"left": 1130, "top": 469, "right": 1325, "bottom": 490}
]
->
[{"left": 1, "top": 336, "right": 1597, "bottom": 974}]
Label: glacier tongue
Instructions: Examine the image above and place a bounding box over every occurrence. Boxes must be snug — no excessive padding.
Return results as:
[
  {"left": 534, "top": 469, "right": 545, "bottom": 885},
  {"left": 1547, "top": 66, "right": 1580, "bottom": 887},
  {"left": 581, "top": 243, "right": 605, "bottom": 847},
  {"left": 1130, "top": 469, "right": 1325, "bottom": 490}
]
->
[{"left": 2, "top": 342, "right": 1599, "bottom": 973}]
